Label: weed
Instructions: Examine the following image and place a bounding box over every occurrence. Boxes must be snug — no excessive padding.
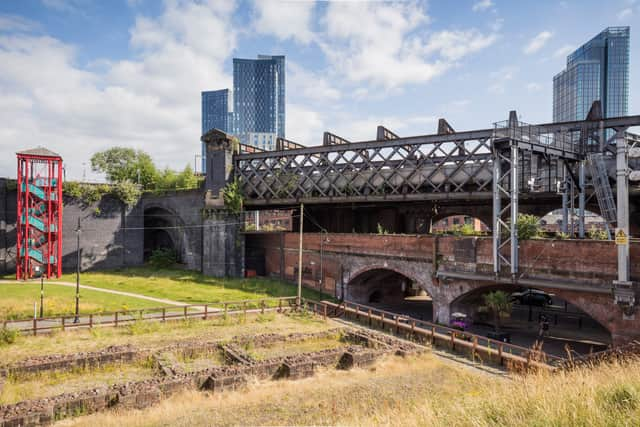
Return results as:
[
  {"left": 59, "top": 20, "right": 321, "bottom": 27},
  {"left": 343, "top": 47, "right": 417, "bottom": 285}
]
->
[{"left": 0, "top": 327, "right": 19, "bottom": 346}]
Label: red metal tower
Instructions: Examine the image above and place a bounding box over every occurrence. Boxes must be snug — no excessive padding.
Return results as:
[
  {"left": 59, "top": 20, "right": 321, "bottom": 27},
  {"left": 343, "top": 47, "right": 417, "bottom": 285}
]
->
[{"left": 16, "top": 148, "right": 63, "bottom": 279}]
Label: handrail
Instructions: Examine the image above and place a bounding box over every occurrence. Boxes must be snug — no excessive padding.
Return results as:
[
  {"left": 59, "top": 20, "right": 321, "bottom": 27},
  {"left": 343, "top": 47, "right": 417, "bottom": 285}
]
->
[{"left": 316, "top": 299, "right": 563, "bottom": 366}]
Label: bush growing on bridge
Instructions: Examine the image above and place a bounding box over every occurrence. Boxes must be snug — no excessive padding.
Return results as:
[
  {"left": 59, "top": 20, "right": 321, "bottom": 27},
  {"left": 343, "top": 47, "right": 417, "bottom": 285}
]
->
[
  {"left": 588, "top": 226, "right": 609, "bottom": 240},
  {"left": 148, "top": 248, "right": 177, "bottom": 268},
  {"left": 223, "top": 179, "right": 244, "bottom": 214},
  {"left": 515, "top": 213, "right": 541, "bottom": 240}
]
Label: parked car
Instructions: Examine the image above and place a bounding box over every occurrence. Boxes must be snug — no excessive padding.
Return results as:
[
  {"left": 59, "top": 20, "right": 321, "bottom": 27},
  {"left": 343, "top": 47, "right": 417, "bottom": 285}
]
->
[
  {"left": 487, "top": 331, "right": 511, "bottom": 343},
  {"left": 510, "top": 289, "right": 553, "bottom": 307},
  {"left": 450, "top": 312, "right": 471, "bottom": 331}
]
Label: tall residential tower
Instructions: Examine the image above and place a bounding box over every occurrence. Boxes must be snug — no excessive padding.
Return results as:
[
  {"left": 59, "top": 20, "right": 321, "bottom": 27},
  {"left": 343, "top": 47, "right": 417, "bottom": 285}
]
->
[
  {"left": 553, "top": 27, "right": 629, "bottom": 122},
  {"left": 232, "top": 55, "right": 285, "bottom": 149},
  {"left": 201, "top": 89, "right": 232, "bottom": 173}
]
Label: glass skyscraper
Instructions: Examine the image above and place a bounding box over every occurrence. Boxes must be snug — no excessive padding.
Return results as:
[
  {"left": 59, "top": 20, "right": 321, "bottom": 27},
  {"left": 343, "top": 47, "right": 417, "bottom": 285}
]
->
[
  {"left": 201, "top": 89, "right": 231, "bottom": 173},
  {"left": 553, "top": 27, "right": 629, "bottom": 122},
  {"left": 232, "top": 55, "right": 285, "bottom": 146}
]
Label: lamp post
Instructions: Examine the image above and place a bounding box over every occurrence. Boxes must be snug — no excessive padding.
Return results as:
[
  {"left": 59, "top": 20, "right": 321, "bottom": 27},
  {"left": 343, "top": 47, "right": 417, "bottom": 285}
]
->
[
  {"left": 74, "top": 218, "right": 81, "bottom": 323},
  {"left": 40, "top": 276, "right": 44, "bottom": 318}
]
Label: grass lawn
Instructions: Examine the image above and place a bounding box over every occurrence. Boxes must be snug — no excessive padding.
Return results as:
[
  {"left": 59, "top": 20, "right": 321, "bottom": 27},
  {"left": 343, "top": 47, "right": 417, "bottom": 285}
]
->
[
  {"left": 0, "top": 282, "right": 161, "bottom": 320},
  {"left": 59, "top": 267, "right": 329, "bottom": 305}
]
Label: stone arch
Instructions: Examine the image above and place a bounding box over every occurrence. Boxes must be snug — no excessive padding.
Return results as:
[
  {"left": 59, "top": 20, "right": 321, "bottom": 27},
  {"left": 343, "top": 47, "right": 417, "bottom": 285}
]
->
[
  {"left": 345, "top": 265, "right": 432, "bottom": 305},
  {"left": 449, "top": 283, "right": 613, "bottom": 343},
  {"left": 143, "top": 205, "right": 191, "bottom": 264}
]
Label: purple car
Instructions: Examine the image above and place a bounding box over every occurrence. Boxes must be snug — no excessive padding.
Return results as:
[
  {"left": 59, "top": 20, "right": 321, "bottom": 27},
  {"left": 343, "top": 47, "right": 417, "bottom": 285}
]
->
[{"left": 450, "top": 312, "right": 471, "bottom": 331}]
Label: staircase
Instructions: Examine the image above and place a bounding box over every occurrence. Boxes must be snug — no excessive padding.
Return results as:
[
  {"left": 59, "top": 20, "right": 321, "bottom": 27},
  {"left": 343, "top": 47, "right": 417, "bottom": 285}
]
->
[{"left": 587, "top": 153, "right": 617, "bottom": 227}]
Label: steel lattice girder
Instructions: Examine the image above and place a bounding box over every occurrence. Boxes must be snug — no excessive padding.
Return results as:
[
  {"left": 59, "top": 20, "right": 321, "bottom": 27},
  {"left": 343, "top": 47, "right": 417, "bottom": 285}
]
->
[{"left": 235, "top": 114, "right": 640, "bottom": 205}]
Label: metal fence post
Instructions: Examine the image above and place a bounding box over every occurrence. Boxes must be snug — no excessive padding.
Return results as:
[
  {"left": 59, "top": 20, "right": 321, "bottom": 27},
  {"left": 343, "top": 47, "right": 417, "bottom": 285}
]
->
[
  {"left": 114, "top": 312, "right": 118, "bottom": 327},
  {"left": 89, "top": 314, "right": 93, "bottom": 329},
  {"left": 162, "top": 308, "right": 166, "bottom": 322},
  {"left": 33, "top": 318, "right": 37, "bottom": 336},
  {"left": 204, "top": 304, "right": 208, "bottom": 320},
  {"left": 62, "top": 316, "right": 65, "bottom": 331},
  {"left": 183, "top": 306, "right": 187, "bottom": 320}
]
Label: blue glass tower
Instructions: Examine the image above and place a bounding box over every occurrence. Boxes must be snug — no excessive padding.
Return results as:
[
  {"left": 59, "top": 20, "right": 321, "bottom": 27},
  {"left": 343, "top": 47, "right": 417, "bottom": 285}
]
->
[
  {"left": 201, "top": 89, "right": 230, "bottom": 173},
  {"left": 553, "top": 27, "right": 629, "bottom": 122},
  {"left": 233, "top": 55, "right": 285, "bottom": 146}
]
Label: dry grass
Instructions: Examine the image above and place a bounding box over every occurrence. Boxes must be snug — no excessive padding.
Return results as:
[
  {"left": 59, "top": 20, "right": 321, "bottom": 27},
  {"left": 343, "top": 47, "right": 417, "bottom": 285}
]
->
[
  {"left": 58, "top": 354, "right": 640, "bottom": 427},
  {"left": 1, "top": 360, "right": 154, "bottom": 405},
  {"left": 247, "top": 334, "right": 345, "bottom": 360},
  {"left": 0, "top": 313, "right": 337, "bottom": 365}
]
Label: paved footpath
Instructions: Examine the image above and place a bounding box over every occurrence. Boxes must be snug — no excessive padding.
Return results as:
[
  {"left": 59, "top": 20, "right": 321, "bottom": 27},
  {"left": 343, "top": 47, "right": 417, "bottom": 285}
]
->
[{"left": 0, "top": 280, "right": 187, "bottom": 307}]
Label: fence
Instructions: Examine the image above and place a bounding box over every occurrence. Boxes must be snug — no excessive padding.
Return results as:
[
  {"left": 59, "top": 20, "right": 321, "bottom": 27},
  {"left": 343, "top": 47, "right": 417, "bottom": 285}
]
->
[
  {"left": 303, "top": 299, "right": 563, "bottom": 370},
  {"left": 1, "top": 297, "right": 298, "bottom": 336}
]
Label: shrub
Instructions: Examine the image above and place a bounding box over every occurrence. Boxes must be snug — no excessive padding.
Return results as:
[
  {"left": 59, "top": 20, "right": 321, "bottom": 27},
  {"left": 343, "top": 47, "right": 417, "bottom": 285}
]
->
[
  {"left": 451, "top": 223, "right": 478, "bottom": 236},
  {"left": 111, "top": 180, "right": 142, "bottom": 207},
  {"left": 222, "top": 179, "right": 243, "bottom": 214},
  {"left": 0, "top": 327, "right": 19, "bottom": 346},
  {"left": 376, "top": 223, "right": 389, "bottom": 235},
  {"left": 509, "top": 213, "right": 541, "bottom": 240},
  {"left": 588, "top": 226, "right": 609, "bottom": 240},
  {"left": 148, "top": 248, "right": 177, "bottom": 268}
]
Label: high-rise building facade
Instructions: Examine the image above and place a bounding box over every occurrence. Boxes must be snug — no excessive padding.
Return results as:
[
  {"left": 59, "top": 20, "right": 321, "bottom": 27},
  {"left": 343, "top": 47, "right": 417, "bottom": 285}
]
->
[
  {"left": 553, "top": 27, "right": 629, "bottom": 122},
  {"left": 232, "top": 55, "right": 285, "bottom": 145},
  {"left": 201, "top": 89, "right": 231, "bottom": 173}
]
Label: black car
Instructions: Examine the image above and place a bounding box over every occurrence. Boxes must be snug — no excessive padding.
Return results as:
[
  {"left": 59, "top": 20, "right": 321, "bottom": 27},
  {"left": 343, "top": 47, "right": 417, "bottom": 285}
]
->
[{"left": 510, "top": 289, "right": 553, "bottom": 307}]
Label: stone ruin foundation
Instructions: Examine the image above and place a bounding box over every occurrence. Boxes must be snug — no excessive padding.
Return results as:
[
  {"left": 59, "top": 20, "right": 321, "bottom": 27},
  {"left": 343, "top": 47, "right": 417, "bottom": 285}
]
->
[{"left": 0, "top": 327, "right": 423, "bottom": 426}]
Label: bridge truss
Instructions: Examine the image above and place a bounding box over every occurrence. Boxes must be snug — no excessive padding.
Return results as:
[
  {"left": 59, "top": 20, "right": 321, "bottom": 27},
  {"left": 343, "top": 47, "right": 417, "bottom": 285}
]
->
[{"left": 234, "top": 104, "right": 640, "bottom": 297}]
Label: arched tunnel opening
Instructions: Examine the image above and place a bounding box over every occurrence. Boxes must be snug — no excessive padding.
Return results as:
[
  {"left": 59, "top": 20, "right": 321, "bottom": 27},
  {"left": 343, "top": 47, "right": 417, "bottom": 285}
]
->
[
  {"left": 345, "top": 269, "right": 433, "bottom": 321},
  {"left": 143, "top": 207, "right": 182, "bottom": 263},
  {"left": 450, "top": 285, "right": 612, "bottom": 357}
]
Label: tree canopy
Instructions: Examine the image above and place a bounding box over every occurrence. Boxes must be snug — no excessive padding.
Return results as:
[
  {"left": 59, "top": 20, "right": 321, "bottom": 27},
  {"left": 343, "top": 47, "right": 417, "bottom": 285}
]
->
[{"left": 90, "top": 147, "right": 201, "bottom": 191}]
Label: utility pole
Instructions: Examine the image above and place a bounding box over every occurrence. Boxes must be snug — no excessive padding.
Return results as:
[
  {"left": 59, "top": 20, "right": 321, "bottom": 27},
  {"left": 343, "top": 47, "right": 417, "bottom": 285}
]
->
[
  {"left": 74, "top": 218, "right": 81, "bottom": 323},
  {"left": 297, "top": 203, "right": 304, "bottom": 307}
]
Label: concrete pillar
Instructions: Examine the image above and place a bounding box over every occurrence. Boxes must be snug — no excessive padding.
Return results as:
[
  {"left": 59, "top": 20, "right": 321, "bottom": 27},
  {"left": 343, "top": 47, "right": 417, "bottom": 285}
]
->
[{"left": 202, "top": 210, "right": 244, "bottom": 278}]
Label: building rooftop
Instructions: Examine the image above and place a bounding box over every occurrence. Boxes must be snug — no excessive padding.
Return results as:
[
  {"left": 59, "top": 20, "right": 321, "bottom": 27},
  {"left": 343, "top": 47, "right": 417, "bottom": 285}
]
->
[{"left": 16, "top": 147, "right": 62, "bottom": 158}]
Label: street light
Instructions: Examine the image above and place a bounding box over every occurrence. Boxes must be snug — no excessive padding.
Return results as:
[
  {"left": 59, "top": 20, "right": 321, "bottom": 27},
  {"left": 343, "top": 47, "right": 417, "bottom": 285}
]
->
[{"left": 74, "top": 217, "right": 81, "bottom": 323}]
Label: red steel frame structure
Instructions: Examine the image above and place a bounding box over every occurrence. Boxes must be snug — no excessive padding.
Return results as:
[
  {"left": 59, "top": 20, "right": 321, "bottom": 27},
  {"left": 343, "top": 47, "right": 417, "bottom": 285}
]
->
[{"left": 16, "top": 150, "right": 63, "bottom": 279}]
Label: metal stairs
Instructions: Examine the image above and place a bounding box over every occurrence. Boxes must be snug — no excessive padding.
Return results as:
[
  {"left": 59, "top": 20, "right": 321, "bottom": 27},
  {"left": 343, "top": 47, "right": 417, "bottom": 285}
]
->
[{"left": 587, "top": 153, "right": 617, "bottom": 227}]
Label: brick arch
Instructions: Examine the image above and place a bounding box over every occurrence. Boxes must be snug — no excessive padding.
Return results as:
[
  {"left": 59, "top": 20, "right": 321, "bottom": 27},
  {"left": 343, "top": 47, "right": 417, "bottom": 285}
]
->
[
  {"left": 448, "top": 282, "right": 614, "bottom": 340},
  {"left": 345, "top": 263, "right": 436, "bottom": 304}
]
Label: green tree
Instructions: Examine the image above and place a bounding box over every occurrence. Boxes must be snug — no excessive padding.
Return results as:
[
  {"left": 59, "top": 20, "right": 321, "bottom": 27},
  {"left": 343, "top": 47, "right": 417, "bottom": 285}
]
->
[
  {"left": 91, "top": 147, "right": 158, "bottom": 189},
  {"left": 483, "top": 291, "right": 512, "bottom": 332},
  {"left": 176, "top": 164, "right": 199, "bottom": 189}
]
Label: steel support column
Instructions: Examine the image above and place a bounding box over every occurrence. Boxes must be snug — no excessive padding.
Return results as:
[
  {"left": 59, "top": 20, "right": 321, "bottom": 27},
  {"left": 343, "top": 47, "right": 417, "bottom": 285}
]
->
[
  {"left": 509, "top": 142, "right": 519, "bottom": 279},
  {"left": 578, "top": 161, "right": 585, "bottom": 238},
  {"left": 616, "top": 136, "right": 630, "bottom": 282}
]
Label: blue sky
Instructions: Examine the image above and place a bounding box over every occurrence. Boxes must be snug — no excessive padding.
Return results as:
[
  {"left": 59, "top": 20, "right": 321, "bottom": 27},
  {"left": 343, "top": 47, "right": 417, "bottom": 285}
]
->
[{"left": 0, "top": 0, "right": 637, "bottom": 179}]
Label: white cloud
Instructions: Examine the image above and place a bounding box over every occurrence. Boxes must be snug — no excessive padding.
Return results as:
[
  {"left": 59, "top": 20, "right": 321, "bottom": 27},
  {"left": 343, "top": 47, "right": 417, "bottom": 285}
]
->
[
  {"left": 0, "top": 0, "right": 237, "bottom": 179},
  {"left": 320, "top": 1, "right": 496, "bottom": 89},
  {"left": 0, "top": 14, "right": 40, "bottom": 32},
  {"left": 553, "top": 44, "right": 574, "bottom": 59},
  {"left": 472, "top": 0, "right": 494, "bottom": 12},
  {"left": 523, "top": 31, "right": 553, "bottom": 54},
  {"left": 252, "top": 0, "right": 315, "bottom": 44},
  {"left": 617, "top": 8, "right": 633, "bottom": 20},
  {"left": 423, "top": 30, "right": 497, "bottom": 61},
  {"left": 286, "top": 104, "right": 325, "bottom": 145},
  {"left": 487, "top": 66, "right": 517, "bottom": 94},
  {"left": 287, "top": 61, "right": 341, "bottom": 103},
  {"left": 526, "top": 82, "right": 542, "bottom": 92}
]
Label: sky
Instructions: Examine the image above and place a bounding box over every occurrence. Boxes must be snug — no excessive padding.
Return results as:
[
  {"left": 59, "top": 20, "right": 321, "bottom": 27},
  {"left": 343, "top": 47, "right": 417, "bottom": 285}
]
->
[{"left": 0, "top": 0, "right": 638, "bottom": 180}]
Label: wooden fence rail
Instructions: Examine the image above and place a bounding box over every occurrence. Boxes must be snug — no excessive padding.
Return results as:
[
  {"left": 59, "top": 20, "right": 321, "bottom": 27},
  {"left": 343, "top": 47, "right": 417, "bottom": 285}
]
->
[
  {"left": 1, "top": 297, "right": 298, "bottom": 335},
  {"left": 302, "top": 298, "right": 561, "bottom": 370}
]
